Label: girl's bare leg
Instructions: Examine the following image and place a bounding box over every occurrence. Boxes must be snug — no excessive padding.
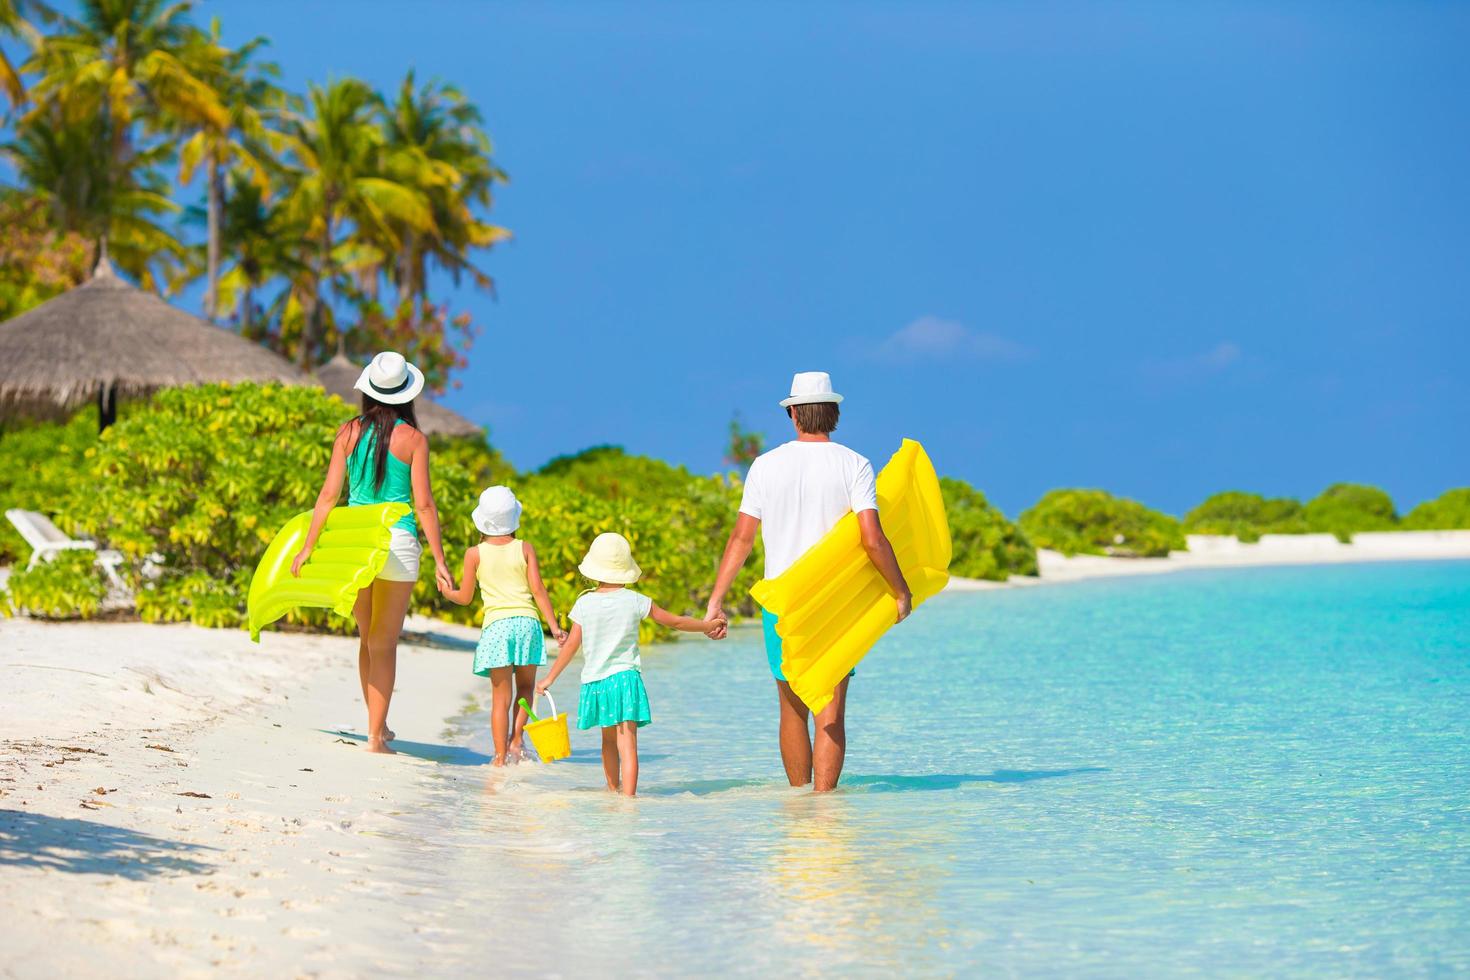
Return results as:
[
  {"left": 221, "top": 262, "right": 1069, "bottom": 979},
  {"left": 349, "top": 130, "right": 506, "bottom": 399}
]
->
[
  {"left": 509, "top": 665, "right": 537, "bottom": 759},
  {"left": 601, "top": 727, "right": 620, "bottom": 792},
  {"left": 365, "top": 579, "right": 414, "bottom": 754},
  {"left": 616, "top": 721, "right": 639, "bottom": 797},
  {"left": 488, "top": 667, "right": 512, "bottom": 765}
]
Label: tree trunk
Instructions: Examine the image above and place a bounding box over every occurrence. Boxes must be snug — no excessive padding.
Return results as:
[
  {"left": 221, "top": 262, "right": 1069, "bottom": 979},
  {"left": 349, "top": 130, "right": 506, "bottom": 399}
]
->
[
  {"left": 204, "top": 152, "right": 221, "bottom": 321},
  {"left": 300, "top": 208, "right": 333, "bottom": 369}
]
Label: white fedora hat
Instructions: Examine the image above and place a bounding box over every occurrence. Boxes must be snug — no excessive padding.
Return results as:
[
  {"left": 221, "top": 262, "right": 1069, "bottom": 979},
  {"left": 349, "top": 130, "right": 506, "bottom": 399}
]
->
[
  {"left": 354, "top": 351, "right": 425, "bottom": 405},
  {"left": 578, "top": 532, "right": 642, "bottom": 584},
  {"left": 779, "top": 371, "right": 844, "bottom": 408},
  {"left": 472, "top": 486, "right": 522, "bottom": 536}
]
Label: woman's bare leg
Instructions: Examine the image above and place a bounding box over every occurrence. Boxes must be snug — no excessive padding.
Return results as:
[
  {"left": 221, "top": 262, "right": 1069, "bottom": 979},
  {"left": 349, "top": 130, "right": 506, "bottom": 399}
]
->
[
  {"left": 616, "top": 721, "right": 639, "bottom": 797},
  {"left": 601, "top": 727, "right": 620, "bottom": 791},
  {"left": 509, "top": 665, "right": 537, "bottom": 758},
  {"left": 365, "top": 579, "right": 414, "bottom": 754},
  {"left": 811, "top": 676, "right": 850, "bottom": 792},
  {"left": 488, "top": 667, "right": 512, "bottom": 764},
  {"left": 352, "top": 586, "right": 372, "bottom": 710}
]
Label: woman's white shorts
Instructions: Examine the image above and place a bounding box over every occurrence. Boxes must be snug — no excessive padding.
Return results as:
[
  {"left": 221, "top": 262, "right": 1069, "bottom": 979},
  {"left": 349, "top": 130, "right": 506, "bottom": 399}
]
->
[{"left": 379, "top": 527, "right": 422, "bottom": 582}]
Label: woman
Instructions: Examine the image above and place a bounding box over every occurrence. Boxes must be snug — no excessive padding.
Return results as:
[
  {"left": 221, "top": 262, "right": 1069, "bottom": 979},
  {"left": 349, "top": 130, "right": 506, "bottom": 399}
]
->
[{"left": 291, "top": 351, "right": 454, "bottom": 754}]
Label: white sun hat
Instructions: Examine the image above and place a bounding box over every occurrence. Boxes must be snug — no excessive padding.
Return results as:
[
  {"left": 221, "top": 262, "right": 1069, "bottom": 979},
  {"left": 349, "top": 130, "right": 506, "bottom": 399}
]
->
[
  {"left": 779, "top": 371, "right": 844, "bottom": 408},
  {"left": 472, "top": 486, "right": 522, "bottom": 536},
  {"left": 354, "top": 351, "right": 425, "bottom": 405},
  {"left": 578, "top": 532, "right": 642, "bottom": 584}
]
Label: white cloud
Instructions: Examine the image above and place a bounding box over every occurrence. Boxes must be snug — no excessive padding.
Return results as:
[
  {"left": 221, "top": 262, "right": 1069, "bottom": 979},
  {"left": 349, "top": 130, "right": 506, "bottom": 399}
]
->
[
  {"left": 1144, "top": 341, "right": 1242, "bottom": 380},
  {"left": 873, "top": 316, "right": 1032, "bottom": 363}
]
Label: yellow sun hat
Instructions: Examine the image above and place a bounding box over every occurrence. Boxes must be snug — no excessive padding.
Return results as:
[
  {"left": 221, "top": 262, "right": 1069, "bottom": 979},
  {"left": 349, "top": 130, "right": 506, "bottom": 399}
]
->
[{"left": 578, "top": 532, "right": 642, "bottom": 584}]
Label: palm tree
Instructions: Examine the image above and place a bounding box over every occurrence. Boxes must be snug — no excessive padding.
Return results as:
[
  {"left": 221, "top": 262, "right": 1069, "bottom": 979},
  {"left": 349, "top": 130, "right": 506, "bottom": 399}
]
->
[
  {"left": 0, "top": 0, "right": 51, "bottom": 108},
  {"left": 176, "top": 21, "right": 290, "bottom": 320},
  {"left": 182, "top": 167, "right": 306, "bottom": 340},
  {"left": 375, "top": 70, "right": 508, "bottom": 302},
  {"left": 3, "top": 111, "right": 184, "bottom": 287},
  {"left": 281, "top": 77, "right": 434, "bottom": 368},
  {"left": 20, "top": 0, "right": 225, "bottom": 269}
]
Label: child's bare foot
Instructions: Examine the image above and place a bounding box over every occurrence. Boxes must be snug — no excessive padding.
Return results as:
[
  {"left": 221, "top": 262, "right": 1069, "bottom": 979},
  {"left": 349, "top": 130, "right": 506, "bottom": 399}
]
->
[
  {"left": 366, "top": 736, "right": 396, "bottom": 755},
  {"left": 384, "top": 728, "right": 396, "bottom": 742},
  {"left": 491, "top": 755, "right": 507, "bottom": 767},
  {"left": 507, "top": 740, "right": 524, "bottom": 763}
]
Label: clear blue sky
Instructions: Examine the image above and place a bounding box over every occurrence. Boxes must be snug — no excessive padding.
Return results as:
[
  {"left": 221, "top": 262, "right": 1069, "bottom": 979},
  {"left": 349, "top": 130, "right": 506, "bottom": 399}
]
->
[{"left": 116, "top": 3, "right": 1470, "bottom": 512}]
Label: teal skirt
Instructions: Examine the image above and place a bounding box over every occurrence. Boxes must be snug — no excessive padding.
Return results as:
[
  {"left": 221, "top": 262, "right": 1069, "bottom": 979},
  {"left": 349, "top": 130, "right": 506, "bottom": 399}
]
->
[
  {"left": 473, "top": 616, "right": 545, "bottom": 676},
  {"left": 578, "top": 669, "right": 652, "bottom": 729}
]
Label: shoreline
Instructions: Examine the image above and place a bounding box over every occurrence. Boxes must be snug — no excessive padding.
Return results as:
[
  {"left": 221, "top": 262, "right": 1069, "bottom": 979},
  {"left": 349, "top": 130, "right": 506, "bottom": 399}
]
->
[
  {"left": 1, "top": 543, "right": 1467, "bottom": 970},
  {"left": 944, "top": 529, "right": 1470, "bottom": 591}
]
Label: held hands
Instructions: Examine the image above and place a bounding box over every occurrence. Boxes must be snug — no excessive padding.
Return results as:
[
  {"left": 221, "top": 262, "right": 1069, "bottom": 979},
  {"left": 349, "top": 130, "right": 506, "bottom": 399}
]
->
[
  {"left": 551, "top": 627, "right": 569, "bottom": 645},
  {"left": 433, "top": 561, "right": 454, "bottom": 594},
  {"left": 289, "top": 547, "right": 312, "bottom": 577},
  {"left": 704, "top": 601, "right": 728, "bottom": 640}
]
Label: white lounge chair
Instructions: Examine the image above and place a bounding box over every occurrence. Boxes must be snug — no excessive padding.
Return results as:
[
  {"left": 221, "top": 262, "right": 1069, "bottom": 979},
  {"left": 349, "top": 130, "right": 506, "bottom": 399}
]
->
[{"left": 4, "top": 508, "right": 128, "bottom": 591}]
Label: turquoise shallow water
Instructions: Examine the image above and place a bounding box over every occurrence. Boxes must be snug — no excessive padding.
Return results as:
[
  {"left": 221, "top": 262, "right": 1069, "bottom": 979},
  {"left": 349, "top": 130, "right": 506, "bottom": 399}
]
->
[{"left": 379, "top": 561, "right": 1470, "bottom": 975}]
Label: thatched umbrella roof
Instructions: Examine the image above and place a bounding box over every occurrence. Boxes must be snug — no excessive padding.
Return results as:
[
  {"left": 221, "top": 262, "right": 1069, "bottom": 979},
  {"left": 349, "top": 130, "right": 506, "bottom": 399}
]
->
[
  {"left": 314, "top": 353, "right": 482, "bottom": 438},
  {"left": 0, "top": 258, "right": 308, "bottom": 422}
]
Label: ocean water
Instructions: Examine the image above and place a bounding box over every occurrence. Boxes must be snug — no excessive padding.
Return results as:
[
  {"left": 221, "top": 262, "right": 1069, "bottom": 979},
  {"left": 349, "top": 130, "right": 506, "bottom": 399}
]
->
[{"left": 377, "top": 561, "right": 1470, "bottom": 976}]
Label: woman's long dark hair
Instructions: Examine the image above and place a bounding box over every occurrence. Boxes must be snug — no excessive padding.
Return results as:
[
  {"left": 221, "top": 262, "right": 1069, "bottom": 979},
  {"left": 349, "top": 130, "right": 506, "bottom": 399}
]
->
[{"left": 353, "top": 393, "right": 419, "bottom": 492}]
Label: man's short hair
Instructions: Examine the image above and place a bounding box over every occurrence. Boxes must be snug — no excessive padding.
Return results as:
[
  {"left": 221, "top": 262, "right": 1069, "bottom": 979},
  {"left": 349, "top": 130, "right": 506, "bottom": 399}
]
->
[{"left": 788, "top": 402, "right": 840, "bottom": 434}]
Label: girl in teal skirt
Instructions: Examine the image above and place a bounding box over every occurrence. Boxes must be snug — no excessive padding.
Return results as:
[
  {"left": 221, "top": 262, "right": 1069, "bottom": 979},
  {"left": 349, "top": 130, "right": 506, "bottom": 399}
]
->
[{"left": 537, "top": 533, "right": 725, "bottom": 796}]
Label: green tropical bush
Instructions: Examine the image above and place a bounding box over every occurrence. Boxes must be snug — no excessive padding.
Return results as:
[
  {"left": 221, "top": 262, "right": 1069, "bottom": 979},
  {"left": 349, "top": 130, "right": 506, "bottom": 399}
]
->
[
  {"left": 1019, "top": 488, "right": 1184, "bottom": 558},
  {"left": 1402, "top": 488, "right": 1470, "bottom": 530},
  {"left": 429, "top": 433, "right": 514, "bottom": 486},
  {"left": 939, "top": 478, "right": 1036, "bottom": 580},
  {"left": 0, "top": 412, "right": 101, "bottom": 564},
  {"left": 2, "top": 550, "right": 108, "bottom": 619},
  {"left": 64, "top": 383, "right": 350, "bottom": 629},
  {"left": 428, "top": 446, "right": 766, "bottom": 642},
  {"left": 1303, "top": 483, "right": 1398, "bottom": 542},
  {"left": 1183, "top": 491, "right": 1308, "bottom": 542}
]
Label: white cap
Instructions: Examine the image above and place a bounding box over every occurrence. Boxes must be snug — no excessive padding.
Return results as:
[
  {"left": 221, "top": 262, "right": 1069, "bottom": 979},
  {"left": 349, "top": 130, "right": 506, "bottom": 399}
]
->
[
  {"left": 472, "top": 486, "right": 522, "bottom": 535},
  {"left": 779, "top": 371, "right": 844, "bottom": 408}
]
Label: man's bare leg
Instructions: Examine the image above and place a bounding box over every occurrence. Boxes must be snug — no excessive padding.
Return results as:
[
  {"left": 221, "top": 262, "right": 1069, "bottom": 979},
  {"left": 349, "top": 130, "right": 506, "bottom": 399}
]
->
[
  {"left": 812, "top": 675, "right": 850, "bottom": 792},
  {"left": 776, "top": 680, "right": 813, "bottom": 786}
]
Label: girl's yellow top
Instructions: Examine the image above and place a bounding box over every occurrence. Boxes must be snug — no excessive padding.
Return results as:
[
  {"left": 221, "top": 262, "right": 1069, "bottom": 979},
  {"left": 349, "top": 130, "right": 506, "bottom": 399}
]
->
[{"left": 476, "top": 540, "right": 540, "bottom": 626}]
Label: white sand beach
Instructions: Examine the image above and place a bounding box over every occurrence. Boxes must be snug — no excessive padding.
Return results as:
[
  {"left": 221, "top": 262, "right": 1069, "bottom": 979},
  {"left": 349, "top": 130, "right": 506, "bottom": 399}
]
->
[
  {"left": 0, "top": 617, "right": 494, "bottom": 977},
  {"left": 945, "top": 530, "right": 1470, "bottom": 590}
]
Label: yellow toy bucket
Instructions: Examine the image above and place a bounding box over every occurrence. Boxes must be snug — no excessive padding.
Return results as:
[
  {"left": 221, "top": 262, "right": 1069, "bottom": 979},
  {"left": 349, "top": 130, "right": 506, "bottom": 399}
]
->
[{"left": 524, "top": 691, "right": 571, "bottom": 762}]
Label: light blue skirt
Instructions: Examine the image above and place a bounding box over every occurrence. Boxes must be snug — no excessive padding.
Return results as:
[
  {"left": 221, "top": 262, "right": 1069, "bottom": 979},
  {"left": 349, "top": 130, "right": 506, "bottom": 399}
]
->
[
  {"left": 577, "top": 669, "right": 652, "bottom": 729},
  {"left": 473, "top": 616, "right": 545, "bottom": 676}
]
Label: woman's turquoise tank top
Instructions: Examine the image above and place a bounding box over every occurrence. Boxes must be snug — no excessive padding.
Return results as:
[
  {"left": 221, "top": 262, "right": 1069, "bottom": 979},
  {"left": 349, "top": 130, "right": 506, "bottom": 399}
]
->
[{"left": 347, "top": 419, "right": 417, "bottom": 534}]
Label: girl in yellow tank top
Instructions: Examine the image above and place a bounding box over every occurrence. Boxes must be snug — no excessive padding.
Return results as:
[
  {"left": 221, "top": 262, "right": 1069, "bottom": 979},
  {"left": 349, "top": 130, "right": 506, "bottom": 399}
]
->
[{"left": 439, "top": 487, "right": 567, "bottom": 764}]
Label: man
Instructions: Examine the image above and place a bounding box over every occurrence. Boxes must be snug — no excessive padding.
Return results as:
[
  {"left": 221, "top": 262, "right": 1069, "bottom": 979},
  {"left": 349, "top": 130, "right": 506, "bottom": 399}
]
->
[{"left": 705, "top": 371, "right": 912, "bottom": 792}]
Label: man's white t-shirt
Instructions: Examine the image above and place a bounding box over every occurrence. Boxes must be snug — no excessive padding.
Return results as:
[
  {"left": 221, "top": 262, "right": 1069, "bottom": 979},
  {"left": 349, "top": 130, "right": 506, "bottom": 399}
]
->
[{"left": 738, "top": 440, "right": 879, "bottom": 579}]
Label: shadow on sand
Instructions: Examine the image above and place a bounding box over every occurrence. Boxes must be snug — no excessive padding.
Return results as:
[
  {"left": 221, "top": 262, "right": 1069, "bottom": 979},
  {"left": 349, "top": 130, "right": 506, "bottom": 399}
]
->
[
  {"left": 0, "top": 808, "right": 215, "bottom": 878},
  {"left": 322, "top": 730, "right": 492, "bottom": 766},
  {"left": 645, "top": 767, "right": 1108, "bottom": 797}
]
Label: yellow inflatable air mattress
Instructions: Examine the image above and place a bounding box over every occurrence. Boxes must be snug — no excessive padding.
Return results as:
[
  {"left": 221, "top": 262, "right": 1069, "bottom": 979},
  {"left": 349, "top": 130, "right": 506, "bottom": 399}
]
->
[
  {"left": 247, "top": 502, "right": 412, "bottom": 641},
  {"left": 749, "top": 439, "right": 951, "bottom": 713}
]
